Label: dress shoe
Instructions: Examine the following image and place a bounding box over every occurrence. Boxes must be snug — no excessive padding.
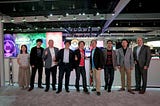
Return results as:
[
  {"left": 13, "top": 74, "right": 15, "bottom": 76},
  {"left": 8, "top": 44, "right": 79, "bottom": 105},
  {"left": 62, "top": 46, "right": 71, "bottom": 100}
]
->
[
  {"left": 91, "top": 88, "right": 96, "bottom": 91},
  {"left": 83, "top": 89, "right": 90, "bottom": 94},
  {"left": 128, "top": 90, "right": 135, "bottom": 94},
  {"left": 38, "top": 86, "right": 44, "bottom": 89},
  {"left": 118, "top": 88, "right": 125, "bottom": 91},
  {"left": 133, "top": 88, "right": 140, "bottom": 91},
  {"left": 52, "top": 87, "right": 56, "bottom": 91},
  {"left": 104, "top": 85, "right": 107, "bottom": 90},
  {"left": 139, "top": 90, "right": 145, "bottom": 94},
  {"left": 56, "top": 90, "right": 62, "bottom": 94},
  {"left": 44, "top": 89, "right": 49, "bottom": 92},
  {"left": 97, "top": 92, "right": 101, "bottom": 96},
  {"left": 28, "top": 87, "right": 33, "bottom": 91},
  {"left": 108, "top": 89, "right": 111, "bottom": 93},
  {"left": 66, "top": 89, "right": 70, "bottom": 93}
]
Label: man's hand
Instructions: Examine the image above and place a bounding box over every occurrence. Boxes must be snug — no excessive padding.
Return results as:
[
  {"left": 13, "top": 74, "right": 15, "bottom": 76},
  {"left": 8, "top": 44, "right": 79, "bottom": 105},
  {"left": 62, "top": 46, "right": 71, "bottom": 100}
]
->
[{"left": 144, "top": 66, "right": 148, "bottom": 70}]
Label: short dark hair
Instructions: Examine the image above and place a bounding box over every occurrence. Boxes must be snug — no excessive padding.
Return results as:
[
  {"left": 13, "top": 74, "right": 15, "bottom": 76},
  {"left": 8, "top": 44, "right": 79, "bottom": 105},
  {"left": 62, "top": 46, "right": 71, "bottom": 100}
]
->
[
  {"left": 78, "top": 41, "right": 85, "bottom": 46},
  {"left": 121, "top": 39, "right": 128, "bottom": 43},
  {"left": 36, "top": 39, "right": 43, "bottom": 43},
  {"left": 107, "top": 40, "right": 113, "bottom": 44},
  {"left": 64, "top": 40, "right": 71, "bottom": 45}
]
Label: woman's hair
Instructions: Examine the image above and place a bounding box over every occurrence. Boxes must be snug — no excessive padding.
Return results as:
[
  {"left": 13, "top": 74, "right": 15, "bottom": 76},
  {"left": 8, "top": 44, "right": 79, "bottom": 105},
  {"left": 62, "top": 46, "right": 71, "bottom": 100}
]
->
[{"left": 20, "top": 45, "right": 28, "bottom": 54}]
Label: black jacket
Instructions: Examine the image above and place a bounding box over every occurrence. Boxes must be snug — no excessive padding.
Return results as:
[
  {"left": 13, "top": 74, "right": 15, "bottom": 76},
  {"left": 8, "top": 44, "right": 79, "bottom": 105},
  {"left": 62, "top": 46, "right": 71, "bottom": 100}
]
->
[
  {"left": 56, "top": 48, "right": 75, "bottom": 70},
  {"left": 30, "top": 46, "right": 44, "bottom": 67},
  {"left": 90, "top": 47, "right": 104, "bottom": 70}
]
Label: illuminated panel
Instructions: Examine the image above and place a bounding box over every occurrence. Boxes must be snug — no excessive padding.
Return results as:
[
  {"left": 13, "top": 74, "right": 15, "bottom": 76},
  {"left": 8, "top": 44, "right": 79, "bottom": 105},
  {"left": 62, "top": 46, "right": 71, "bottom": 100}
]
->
[{"left": 46, "top": 32, "right": 62, "bottom": 49}]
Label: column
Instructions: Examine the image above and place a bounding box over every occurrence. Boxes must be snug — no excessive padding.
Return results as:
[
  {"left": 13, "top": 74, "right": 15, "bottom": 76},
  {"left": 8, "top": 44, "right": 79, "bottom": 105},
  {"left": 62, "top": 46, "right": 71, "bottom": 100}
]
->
[{"left": 0, "top": 21, "right": 5, "bottom": 86}]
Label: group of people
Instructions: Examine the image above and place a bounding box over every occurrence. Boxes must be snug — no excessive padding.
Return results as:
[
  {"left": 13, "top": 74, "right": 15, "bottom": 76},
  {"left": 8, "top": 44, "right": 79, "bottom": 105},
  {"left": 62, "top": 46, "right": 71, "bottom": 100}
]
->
[{"left": 17, "top": 36, "right": 151, "bottom": 96}]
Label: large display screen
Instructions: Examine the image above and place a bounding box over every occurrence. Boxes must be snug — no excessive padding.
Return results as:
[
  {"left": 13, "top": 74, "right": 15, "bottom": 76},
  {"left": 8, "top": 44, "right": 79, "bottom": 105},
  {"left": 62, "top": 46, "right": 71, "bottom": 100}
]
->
[{"left": 4, "top": 32, "right": 62, "bottom": 58}]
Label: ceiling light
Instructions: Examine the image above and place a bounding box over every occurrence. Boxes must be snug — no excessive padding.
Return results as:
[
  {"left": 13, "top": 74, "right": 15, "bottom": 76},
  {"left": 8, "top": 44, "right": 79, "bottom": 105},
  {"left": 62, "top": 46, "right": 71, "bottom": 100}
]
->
[
  {"left": 72, "top": 4, "right": 75, "bottom": 9},
  {"left": 51, "top": 4, "right": 55, "bottom": 10},
  {"left": 73, "top": 16, "right": 76, "bottom": 20},
  {"left": 79, "top": 13, "right": 82, "bottom": 15},
  {"left": 82, "top": 13, "right": 85, "bottom": 15},
  {"left": 66, "top": 13, "right": 69, "bottom": 16},
  {"left": 32, "top": 5, "right": 35, "bottom": 11},
  {"left": 22, "top": 17, "right": 26, "bottom": 22},
  {"left": 49, "top": 14, "right": 53, "bottom": 16},
  {"left": 13, "top": 6, "right": 16, "bottom": 12},
  {"left": 34, "top": 17, "right": 38, "bottom": 21},
  {"left": 1, "top": 18, "right": 4, "bottom": 23},
  {"left": 96, "top": 12, "right": 100, "bottom": 16},
  {"left": 58, "top": 16, "right": 61, "bottom": 20},
  {"left": 112, "top": 12, "right": 115, "bottom": 16},
  {"left": 51, "top": 27, "right": 54, "bottom": 29},
  {"left": 44, "top": 27, "right": 46, "bottom": 30},
  {"left": 100, "top": 15, "right": 104, "bottom": 19},
  {"left": 11, "top": 28, "right": 14, "bottom": 31},
  {"left": 116, "top": 23, "right": 118, "bottom": 26},
  {"left": 11, "top": 18, "right": 14, "bottom": 23},
  {"left": 35, "top": 27, "right": 38, "bottom": 30},
  {"left": 87, "top": 15, "right": 90, "bottom": 20},
  {"left": 3, "top": 28, "right": 6, "bottom": 31}
]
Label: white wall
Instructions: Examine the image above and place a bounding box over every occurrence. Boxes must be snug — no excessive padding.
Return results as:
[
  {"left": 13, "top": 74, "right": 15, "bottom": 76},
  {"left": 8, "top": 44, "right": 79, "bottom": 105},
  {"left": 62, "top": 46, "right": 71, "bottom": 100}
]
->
[{"left": 4, "top": 58, "right": 160, "bottom": 87}]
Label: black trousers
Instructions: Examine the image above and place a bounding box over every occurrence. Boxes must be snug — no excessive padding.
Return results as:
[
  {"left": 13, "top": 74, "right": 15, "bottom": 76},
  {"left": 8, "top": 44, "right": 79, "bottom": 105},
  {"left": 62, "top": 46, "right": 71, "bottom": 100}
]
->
[
  {"left": 135, "top": 63, "right": 148, "bottom": 92},
  {"left": 45, "top": 66, "right": 57, "bottom": 89},
  {"left": 75, "top": 66, "right": 87, "bottom": 89},
  {"left": 104, "top": 66, "right": 114, "bottom": 90},
  {"left": 57, "top": 63, "right": 71, "bottom": 91},
  {"left": 30, "top": 66, "right": 43, "bottom": 88}
]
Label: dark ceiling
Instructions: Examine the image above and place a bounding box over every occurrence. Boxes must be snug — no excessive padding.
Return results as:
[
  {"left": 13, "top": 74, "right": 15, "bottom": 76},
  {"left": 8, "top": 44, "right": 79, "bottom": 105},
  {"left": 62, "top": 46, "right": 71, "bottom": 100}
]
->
[{"left": 0, "top": 0, "right": 160, "bottom": 38}]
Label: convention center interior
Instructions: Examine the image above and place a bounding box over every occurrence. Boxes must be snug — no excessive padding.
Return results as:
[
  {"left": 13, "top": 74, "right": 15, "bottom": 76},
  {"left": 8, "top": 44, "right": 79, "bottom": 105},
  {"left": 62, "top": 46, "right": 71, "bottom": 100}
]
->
[{"left": 0, "top": 0, "right": 160, "bottom": 106}]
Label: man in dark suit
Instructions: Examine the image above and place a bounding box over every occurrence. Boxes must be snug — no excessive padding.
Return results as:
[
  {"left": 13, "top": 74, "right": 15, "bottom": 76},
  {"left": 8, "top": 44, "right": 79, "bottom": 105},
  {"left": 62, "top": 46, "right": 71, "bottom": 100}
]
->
[
  {"left": 56, "top": 40, "right": 74, "bottom": 94},
  {"left": 133, "top": 37, "right": 151, "bottom": 94},
  {"left": 42, "top": 40, "right": 59, "bottom": 92},
  {"left": 90, "top": 39, "right": 104, "bottom": 96},
  {"left": 74, "top": 41, "right": 89, "bottom": 94},
  {"left": 28, "top": 39, "right": 44, "bottom": 91}
]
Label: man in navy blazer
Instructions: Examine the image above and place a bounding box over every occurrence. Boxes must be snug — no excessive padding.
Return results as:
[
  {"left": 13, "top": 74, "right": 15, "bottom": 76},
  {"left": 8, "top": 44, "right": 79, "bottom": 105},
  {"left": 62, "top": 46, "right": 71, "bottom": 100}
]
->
[
  {"left": 133, "top": 37, "right": 151, "bottom": 94},
  {"left": 56, "top": 40, "right": 74, "bottom": 93},
  {"left": 42, "top": 40, "right": 59, "bottom": 92},
  {"left": 28, "top": 39, "right": 44, "bottom": 91},
  {"left": 90, "top": 39, "right": 104, "bottom": 96}
]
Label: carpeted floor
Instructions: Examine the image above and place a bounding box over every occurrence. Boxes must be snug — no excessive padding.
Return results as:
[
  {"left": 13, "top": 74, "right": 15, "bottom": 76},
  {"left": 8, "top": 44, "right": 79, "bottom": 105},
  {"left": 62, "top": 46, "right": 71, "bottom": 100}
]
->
[{"left": 0, "top": 86, "right": 160, "bottom": 106}]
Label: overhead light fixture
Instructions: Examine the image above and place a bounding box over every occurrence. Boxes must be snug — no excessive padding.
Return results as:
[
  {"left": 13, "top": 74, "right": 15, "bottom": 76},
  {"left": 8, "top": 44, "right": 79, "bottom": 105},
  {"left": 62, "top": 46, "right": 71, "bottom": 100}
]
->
[
  {"left": 51, "top": 4, "right": 55, "bottom": 10},
  {"left": 35, "top": 27, "right": 38, "bottom": 30},
  {"left": 72, "top": 4, "right": 75, "bottom": 9},
  {"left": 3, "top": 28, "right": 6, "bottom": 31},
  {"left": 27, "top": 28, "right": 30, "bottom": 30},
  {"left": 100, "top": 15, "right": 104, "bottom": 19},
  {"left": 87, "top": 15, "right": 90, "bottom": 20},
  {"left": 112, "top": 11, "right": 115, "bottom": 16},
  {"left": 96, "top": 12, "right": 100, "bottom": 16},
  {"left": 51, "top": 27, "right": 54, "bottom": 29},
  {"left": 58, "top": 16, "right": 61, "bottom": 20},
  {"left": 49, "top": 14, "right": 53, "bottom": 16},
  {"left": 1, "top": 17, "right": 4, "bottom": 23},
  {"left": 82, "top": 13, "right": 85, "bottom": 15},
  {"left": 66, "top": 13, "right": 69, "bottom": 16},
  {"left": 79, "top": 13, "right": 82, "bottom": 15},
  {"left": 22, "top": 17, "right": 26, "bottom": 22},
  {"left": 11, "top": 18, "right": 14, "bottom": 23},
  {"left": 44, "top": 27, "right": 46, "bottom": 30},
  {"left": 73, "top": 16, "right": 76, "bottom": 20},
  {"left": 116, "top": 23, "right": 118, "bottom": 26},
  {"left": 34, "top": 17, "right": 38, "bottom": 21},
  {"left": 11, "top": 28, "right": 14, "bottom": 31},
  {"left": 13, "top": 6, "right": 16, "bottom": 12},
  {"left": 94, "top": 3, "right": 97, "bottom": 8},
  {"left": 32, "top": 5, "right": 35, "bottom": 11}
]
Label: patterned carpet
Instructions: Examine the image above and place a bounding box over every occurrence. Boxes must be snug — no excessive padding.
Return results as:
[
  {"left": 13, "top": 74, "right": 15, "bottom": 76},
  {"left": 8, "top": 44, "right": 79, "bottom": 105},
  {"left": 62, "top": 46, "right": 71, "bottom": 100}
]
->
[{"left": 0, "top": 86, "right": 160, "bottom": 106}]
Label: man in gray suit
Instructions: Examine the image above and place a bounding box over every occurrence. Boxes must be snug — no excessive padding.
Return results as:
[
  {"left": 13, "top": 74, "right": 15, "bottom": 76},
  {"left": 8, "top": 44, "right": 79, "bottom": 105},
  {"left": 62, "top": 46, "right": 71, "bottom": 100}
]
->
[
  {"left": 42, "top": 40, "right": 59, "bottom": 92},
  {"left": 133, "top": 37, "right": 151, "bottom": 94},
  {"left": 117, "top": 39, "right": 135, "bottom": 94}
]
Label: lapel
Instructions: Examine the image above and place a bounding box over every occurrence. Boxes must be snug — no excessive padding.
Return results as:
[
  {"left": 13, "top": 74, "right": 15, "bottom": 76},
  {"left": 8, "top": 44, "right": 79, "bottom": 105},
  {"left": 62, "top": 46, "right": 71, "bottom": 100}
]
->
[{"left": 139, "top": 45, "right": 144, "bottom": 57}]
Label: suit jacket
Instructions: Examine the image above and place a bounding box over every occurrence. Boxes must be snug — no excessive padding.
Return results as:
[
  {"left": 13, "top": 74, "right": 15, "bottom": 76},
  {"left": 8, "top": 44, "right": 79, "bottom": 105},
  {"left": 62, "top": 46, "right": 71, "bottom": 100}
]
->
[
  {"left": 117, "top": 47, "right": 134, "bottom": 70},
  {"left": 103, "top": 49, "right": 117, "bottom": 68},
  {"left": 56, "top": 48, "right": 75, "bottom": 70},
  {"left": 133, "top": 45, "right": 151, "bottom": 68},
  {"left": 30, "top": 46, "right": 44, "bottom": 66},
  {"left": 90, "top": 47, "right": 104, "bottom": 70},
  {"left": 42, "top": 47, "right": 59, "bottom": 68},
  {"left": 74, "top": 49, "right": 85, "bottom": 67}
]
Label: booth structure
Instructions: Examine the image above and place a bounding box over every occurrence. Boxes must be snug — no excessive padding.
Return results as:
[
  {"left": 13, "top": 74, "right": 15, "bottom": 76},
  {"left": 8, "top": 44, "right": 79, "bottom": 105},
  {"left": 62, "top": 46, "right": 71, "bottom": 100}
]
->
[{"left": 3, "top": 58, "right": 160, "bottom": 88}]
